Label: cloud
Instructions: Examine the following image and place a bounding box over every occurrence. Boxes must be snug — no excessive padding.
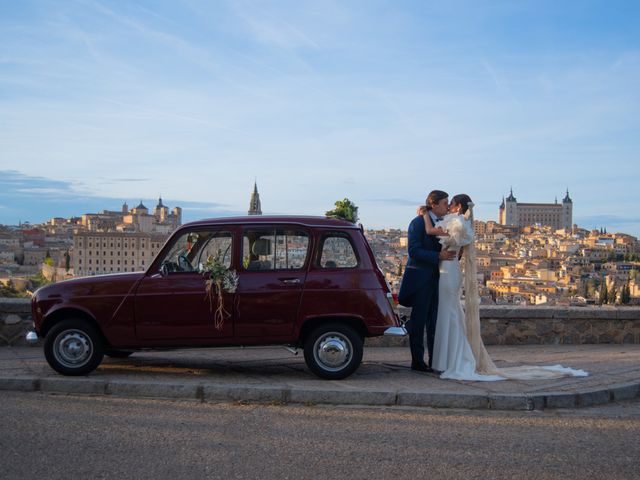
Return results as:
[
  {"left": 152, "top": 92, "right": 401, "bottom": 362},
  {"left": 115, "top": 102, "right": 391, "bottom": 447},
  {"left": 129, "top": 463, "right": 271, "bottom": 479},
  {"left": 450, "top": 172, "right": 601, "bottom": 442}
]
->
[
  {"left": 0, "top": 170, "right": 234, "bottom": 225},
  {"left": 363, "top": 198, "right": 419, "bottom": 206},
  {"left": 576, "top": 215, "right": 640, "bottom": 226},
  {"left": 109, "top": 178, "right": 151, "bottom": 183}
]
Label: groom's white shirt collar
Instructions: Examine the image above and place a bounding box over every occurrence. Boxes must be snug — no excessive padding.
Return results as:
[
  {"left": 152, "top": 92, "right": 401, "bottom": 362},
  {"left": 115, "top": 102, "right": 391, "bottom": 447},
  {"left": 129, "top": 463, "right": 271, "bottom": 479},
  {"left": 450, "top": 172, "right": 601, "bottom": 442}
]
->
[{"left": 428, "top": 210, "right": 439, "bottom": 224}]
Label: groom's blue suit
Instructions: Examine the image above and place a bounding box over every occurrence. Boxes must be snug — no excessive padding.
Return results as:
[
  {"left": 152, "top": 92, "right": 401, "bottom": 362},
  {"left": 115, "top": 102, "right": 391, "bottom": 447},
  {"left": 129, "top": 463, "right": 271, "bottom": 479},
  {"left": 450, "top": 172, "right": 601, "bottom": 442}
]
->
[{"left": 398, "top": 214, "right": 442, "bottom": 368}]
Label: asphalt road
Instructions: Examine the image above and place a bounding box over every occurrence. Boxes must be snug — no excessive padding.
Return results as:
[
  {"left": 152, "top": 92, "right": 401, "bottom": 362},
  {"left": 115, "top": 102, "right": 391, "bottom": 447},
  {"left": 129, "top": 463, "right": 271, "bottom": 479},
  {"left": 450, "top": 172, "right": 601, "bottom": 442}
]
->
[{"left": 1, "top": 391, "right": 638, "bottom": 480}]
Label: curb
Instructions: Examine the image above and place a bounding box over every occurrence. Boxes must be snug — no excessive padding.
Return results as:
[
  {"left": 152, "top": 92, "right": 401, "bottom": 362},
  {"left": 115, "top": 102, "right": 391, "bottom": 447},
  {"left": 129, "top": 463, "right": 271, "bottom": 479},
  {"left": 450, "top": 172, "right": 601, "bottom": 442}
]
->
[{"left": 1, "top": 376, "right": 639, "bottom": 411}]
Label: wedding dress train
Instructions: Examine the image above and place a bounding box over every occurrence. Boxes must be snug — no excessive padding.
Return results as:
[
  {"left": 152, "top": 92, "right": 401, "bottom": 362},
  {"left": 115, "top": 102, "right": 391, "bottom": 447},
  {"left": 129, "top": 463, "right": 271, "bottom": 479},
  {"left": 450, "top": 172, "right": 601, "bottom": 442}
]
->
[{"left": 431, "top": 212, "right": 588, "bottom": 381}]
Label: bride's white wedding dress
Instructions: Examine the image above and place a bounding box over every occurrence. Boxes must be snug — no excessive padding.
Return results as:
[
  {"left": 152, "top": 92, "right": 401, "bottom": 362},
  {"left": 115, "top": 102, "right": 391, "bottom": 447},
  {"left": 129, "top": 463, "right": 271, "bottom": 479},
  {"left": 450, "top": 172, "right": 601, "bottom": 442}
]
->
[{"left": 431, "top": 212, "right": 588, "bottom": 381}]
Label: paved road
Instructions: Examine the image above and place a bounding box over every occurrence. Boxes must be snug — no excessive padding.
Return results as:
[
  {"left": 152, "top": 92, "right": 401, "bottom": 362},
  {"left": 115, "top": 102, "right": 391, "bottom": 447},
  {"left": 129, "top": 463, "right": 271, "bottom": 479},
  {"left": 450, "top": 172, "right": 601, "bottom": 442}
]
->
[{"left": 2, "top": 391, "right": 638, "bottom": 480}]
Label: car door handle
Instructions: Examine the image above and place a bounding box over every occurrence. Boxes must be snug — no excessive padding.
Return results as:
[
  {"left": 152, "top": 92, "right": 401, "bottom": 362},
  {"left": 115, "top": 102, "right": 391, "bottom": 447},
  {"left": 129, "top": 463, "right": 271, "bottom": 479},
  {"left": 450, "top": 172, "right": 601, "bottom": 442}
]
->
[{"left": 280, "top": 278, "right": 301, "bottom": 285}]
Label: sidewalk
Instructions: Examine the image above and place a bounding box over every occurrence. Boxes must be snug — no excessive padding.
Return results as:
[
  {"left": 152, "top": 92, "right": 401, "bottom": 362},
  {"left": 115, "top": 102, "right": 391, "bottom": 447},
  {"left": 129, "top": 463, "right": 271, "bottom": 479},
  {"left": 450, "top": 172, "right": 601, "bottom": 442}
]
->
[{"left": 1, "top": 344, "right": 639, "bottom": 410}]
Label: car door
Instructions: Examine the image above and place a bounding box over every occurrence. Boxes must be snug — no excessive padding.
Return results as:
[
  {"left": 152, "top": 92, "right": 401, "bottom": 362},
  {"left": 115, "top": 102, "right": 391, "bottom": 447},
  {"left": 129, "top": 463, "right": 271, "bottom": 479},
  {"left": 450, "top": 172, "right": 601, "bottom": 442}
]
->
[
  {"left": 134, "top": 228, "right": 235, "bottom": 340},
  {"left": 235, "top": 227, "right": 309, "bottom": 339}
]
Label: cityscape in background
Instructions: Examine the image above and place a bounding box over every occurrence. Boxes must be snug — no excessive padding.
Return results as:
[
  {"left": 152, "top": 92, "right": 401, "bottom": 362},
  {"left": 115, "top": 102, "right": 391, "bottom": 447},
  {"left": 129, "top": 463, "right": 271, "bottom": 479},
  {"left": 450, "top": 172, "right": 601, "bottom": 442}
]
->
[{"left": 1, "top": 184, "right": 638, "bottom": 306}]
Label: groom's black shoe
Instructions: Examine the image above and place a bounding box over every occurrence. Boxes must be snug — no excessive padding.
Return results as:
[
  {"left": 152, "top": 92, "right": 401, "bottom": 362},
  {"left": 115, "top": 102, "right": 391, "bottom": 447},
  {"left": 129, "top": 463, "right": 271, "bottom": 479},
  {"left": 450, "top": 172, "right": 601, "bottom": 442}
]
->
[{"left": 411, "top": 362, "right": 433, "bottom": 373}]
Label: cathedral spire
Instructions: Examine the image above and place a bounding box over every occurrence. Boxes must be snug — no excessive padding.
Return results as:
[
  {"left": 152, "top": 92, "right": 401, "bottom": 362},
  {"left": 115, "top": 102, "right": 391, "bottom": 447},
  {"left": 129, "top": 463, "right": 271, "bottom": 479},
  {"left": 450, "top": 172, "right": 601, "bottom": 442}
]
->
[{"left": 248, "top": 181, "right": 262, "bottom": 215}]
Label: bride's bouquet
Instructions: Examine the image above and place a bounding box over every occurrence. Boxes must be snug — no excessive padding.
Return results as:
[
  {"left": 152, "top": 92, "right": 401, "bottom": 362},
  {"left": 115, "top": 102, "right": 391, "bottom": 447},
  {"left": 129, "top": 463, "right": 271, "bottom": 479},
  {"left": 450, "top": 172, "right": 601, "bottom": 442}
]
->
[{"left": 435, "top": 214, "right": 473, "bottom": 249}]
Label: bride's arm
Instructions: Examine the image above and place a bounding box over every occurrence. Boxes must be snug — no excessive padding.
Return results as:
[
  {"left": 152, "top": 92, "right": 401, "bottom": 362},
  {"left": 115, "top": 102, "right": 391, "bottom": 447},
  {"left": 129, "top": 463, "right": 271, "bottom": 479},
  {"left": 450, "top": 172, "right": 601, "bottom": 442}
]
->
[{"left": 419, "top": 208, "right": 448, "bottom": 236}]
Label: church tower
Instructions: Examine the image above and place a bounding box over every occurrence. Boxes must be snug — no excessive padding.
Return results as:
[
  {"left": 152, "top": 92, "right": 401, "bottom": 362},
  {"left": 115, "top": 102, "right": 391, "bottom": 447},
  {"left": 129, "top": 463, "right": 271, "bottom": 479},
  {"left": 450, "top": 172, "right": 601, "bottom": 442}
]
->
[
  {"left": 562, "top": 188, "right": 573, "bottom": 230},
  {"left": 503, "top": 188, "right": 518, "bottom": 226},
  {"left": 154, "top": 196, "right": 168, "bottom": 222},
  {"left": 248, "top": 182, "right": 262, "bottom": 215}
]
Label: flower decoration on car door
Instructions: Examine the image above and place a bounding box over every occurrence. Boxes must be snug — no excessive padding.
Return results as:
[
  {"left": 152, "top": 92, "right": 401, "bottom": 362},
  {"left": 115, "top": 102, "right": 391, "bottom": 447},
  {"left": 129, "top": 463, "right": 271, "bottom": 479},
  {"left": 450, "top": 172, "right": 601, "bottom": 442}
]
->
[{"left": 201, "top": 251, "right": 239, "bottom": 330}]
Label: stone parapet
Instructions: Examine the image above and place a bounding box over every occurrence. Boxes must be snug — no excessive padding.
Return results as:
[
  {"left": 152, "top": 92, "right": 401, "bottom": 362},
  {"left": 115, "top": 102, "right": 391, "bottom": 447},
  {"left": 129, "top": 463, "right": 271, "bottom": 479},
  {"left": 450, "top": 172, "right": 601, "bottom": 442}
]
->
[
  {"left": 367, "top": 305, "right": 640, "bottom": 347},
  {"left": 0, "top": 298, "right": 32, "bottom": 346},
  {"left": 2, "top": 298, "right": 639, "bottom": 347},
  {"left": 478, "top": 305, "right": 640, "bottom": 345}
]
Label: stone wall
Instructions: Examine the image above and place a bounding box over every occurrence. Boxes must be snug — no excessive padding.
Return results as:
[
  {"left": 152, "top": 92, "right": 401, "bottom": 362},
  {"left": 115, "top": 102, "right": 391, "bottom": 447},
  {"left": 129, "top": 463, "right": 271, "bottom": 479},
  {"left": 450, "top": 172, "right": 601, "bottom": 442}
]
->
[
  {"left": 0, "top": 298, "right": 32, "bottom": 346},
  {"left": 478, "top": 306, "right": 640, "bottom": 345},
  {"left": 368, "top": 305, "right": 640, "bottom": 347},
  {"left": 2, "top": 298, "right": 639, "bottom": 347}
]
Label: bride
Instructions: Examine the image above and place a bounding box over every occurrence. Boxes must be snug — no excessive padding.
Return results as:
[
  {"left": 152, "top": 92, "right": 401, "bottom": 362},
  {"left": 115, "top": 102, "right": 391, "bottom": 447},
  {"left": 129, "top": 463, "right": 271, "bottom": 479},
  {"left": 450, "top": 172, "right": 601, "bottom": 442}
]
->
[{"left": 428, "top": 194, "right": 588, "bottom": 381}]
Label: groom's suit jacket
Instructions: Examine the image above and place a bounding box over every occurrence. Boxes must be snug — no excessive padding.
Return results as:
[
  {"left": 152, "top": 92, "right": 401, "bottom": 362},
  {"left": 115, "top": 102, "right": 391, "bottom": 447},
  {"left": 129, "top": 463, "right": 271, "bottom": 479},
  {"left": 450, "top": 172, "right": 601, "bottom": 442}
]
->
[{"left": 398, "top": 214, "right": 442, "bottom": 307}]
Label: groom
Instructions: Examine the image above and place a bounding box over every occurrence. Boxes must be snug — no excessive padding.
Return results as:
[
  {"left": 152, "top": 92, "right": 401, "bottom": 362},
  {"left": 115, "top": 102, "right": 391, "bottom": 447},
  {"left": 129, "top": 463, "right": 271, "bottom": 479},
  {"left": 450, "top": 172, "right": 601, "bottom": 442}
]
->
[{"left": 398, "top": 190, "right": 456, "bottom": 372}]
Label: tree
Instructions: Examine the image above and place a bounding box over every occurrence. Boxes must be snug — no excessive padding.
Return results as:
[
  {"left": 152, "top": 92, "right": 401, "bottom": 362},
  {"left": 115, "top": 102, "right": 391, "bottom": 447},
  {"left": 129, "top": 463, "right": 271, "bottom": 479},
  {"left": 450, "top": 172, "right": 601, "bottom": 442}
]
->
[
  {"left": 598, "top": 281, "right": 608, "bottom": 305},
  {"left": 64, "top": 250, "right": 71, "bottom": 272},
  {"left": 608, "top": 284, "right": 618, "bottom": 304},
  {"left": 620, "top": 282, "right": 631, "bottom": 304},
  {"left": 44, "top": 249, "right": 54, "bottom": 267},
  {"left": 397, "top": 263, "right": 403, "bottom": 276},
  {"left": 326, "top": 198, "right": 359, "bottom": 224}
]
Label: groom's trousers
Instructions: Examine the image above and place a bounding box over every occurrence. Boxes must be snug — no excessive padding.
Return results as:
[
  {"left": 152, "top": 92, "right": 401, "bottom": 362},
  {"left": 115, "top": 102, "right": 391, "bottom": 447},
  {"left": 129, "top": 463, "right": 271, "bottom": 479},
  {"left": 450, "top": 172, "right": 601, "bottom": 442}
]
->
[{"left": 408, "top": 283, "right": 439, "bottom": 367}]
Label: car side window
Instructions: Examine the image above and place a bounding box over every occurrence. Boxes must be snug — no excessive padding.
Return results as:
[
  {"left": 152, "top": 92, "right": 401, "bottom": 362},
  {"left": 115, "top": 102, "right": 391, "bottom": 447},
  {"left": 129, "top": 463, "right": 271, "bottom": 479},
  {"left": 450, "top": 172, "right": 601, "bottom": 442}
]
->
[
  {"left": 160, "top": 231, "right": 232, "bottom": 273},
  {"left": 243, "top": 229, "right": 309, "bottom": 270},
  {"left": 319, "top": 235, "right": 358, "bottom": 269},
  {"left": 197, "top": 233, "right": 233, "bottom": 269},
  {"left": 275, "top": 230, "right": 309, "bottom": 269}
]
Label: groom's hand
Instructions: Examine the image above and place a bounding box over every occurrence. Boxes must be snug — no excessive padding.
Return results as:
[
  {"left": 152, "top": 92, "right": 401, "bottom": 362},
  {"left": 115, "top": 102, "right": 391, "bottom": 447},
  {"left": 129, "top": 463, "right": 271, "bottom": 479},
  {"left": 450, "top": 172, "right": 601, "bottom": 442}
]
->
[{"left": 439, "top": 249, "right": 456, "bottom": 261}]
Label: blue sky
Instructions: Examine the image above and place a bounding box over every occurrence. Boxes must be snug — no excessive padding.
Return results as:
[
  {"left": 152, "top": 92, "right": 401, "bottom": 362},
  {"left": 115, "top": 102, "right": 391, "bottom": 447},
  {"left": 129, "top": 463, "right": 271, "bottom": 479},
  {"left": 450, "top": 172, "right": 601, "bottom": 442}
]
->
[{"left": 1, "top": 0, "right": 639, "bottom": 235}]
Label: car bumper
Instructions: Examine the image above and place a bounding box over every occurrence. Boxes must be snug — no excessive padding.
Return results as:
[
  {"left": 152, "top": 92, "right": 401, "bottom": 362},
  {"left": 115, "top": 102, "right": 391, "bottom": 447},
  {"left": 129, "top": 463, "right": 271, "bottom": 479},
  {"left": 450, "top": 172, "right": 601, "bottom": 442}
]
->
[
  {"left": 383, "top": 326, "right": 407, "bottom": 336},
  {"left": 25, "top": 331, "right": 39, "bottom": 344}
]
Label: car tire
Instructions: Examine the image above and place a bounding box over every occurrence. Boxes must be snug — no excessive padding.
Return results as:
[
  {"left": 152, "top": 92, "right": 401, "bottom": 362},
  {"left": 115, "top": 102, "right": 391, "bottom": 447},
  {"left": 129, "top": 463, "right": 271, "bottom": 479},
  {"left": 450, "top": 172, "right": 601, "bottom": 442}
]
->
[
  {"left": 104, "top": 349, "right": 134, "bottom": 359},
  {"left": 303, "top": 323, "right": 363, "bottom": 380},
  {"left": 44, "top": 319, "right": 104, "bottom": 376}
]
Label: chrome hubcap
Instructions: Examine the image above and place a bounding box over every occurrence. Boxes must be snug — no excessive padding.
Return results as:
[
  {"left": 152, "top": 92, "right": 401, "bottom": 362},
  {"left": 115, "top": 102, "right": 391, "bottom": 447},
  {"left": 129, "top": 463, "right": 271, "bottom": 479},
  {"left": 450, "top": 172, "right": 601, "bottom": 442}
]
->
[
  {"left": 314, "top": 333, "right": 352, "bottom": 371},
  {"left": 54, "top": 330, "right": 93, "bottom": 368}
]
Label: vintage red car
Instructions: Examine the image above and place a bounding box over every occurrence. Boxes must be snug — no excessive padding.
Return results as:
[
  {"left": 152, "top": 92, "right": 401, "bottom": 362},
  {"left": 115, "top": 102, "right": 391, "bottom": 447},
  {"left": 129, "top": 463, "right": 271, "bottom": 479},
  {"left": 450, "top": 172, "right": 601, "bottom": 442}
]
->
[{"left": 28, "top": 216, "right": 405, "bottom": 379}]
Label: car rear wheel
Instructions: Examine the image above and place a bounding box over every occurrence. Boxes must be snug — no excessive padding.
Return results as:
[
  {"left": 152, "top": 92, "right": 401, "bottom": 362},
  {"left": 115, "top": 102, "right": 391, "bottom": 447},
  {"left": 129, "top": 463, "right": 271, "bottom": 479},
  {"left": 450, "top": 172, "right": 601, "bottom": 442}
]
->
[
  {"left": 303, "top": 323, "right": 363, "bottom": 380},
  {"left": 44, "top": 319, "right": 104, "bottom": 376}
]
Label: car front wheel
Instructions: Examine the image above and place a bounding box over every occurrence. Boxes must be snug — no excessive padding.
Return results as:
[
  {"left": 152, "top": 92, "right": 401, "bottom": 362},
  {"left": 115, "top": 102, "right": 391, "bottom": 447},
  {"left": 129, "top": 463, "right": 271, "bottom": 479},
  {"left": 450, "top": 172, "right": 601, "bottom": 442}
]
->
[
  {"left": 303, "top": 324, "right": 363, "bottom": 380},
  {"left": 44, "top": 319, "right": 104, "bottom": 376}
]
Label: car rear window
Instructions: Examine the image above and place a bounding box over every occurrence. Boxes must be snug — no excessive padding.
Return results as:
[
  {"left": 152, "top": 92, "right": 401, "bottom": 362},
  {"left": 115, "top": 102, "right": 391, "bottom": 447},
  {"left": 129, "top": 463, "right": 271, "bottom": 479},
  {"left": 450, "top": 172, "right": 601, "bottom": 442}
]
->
[{"left": 319, "top": 234, "right": 358, "bottom": 269}]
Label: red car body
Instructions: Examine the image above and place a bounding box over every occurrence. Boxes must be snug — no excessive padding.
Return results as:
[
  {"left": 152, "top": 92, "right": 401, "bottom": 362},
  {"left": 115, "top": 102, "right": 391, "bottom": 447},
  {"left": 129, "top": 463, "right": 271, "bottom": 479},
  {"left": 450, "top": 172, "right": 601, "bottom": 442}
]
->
[{"left": 30, "top": 216, "right": 403, "bottom": 379}]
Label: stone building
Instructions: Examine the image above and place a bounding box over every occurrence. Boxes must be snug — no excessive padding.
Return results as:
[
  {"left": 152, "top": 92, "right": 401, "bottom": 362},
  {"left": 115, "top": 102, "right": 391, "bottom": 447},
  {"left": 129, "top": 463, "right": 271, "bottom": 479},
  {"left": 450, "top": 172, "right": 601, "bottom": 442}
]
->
[
  {"left": 72, "top": 231, "right": 169, "bottom": 276},
  {"left": 79, "top": 197, "right": 181, "bottom": 233},
  {"left": 499, "top": 188, "right": 572, "bottom": 231}
]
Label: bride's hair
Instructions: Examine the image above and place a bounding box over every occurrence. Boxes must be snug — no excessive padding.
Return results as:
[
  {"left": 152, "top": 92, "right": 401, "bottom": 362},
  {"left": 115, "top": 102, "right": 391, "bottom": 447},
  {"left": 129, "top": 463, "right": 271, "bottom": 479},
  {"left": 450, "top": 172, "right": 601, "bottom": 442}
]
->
[{"left": 452, "top": 194, "right": 473, "bottom": 214}]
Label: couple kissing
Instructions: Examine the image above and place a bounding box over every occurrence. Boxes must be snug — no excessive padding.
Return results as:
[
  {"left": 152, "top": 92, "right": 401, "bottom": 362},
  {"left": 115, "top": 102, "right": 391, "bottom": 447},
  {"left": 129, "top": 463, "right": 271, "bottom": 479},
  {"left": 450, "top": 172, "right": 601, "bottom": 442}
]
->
[{"left": 398, "top": 190, "right": 588, "bottom": 381}]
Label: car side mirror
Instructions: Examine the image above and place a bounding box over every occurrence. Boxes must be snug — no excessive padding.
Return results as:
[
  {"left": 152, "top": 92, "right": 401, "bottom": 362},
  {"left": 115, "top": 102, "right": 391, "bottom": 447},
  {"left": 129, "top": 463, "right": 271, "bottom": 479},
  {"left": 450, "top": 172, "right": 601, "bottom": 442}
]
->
[{"left": 160, "top": 263, "right": 169, "bottom": 277}]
